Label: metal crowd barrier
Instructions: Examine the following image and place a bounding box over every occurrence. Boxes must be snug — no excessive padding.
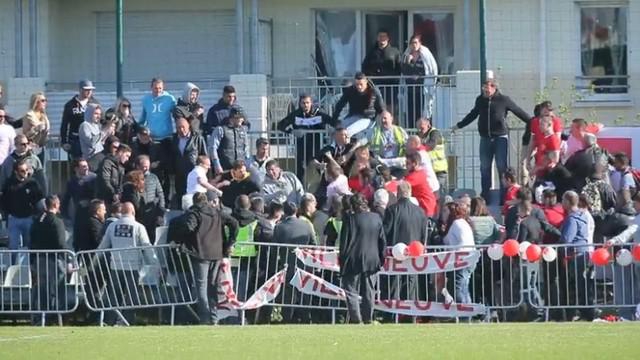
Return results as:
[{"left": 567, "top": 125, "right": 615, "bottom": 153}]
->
[
  {"left": 5, "top": 241, "right": 635, "bottom": 326},
  {"left": 75, "top": 244, "right": 196, "bottom": 326},
  {"left": 528, "top": 243, "right": 640, "bottom": 321},
  {"left": 0, "top": 249, "right": 79, "bottom": 326}
]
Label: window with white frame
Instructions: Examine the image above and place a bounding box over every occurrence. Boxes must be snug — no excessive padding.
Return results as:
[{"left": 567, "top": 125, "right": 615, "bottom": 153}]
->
[{"left": 578, "top": 5, "right": 628, "bottom": 99}]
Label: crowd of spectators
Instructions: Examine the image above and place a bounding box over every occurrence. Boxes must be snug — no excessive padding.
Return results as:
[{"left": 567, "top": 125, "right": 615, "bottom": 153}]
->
[{"left": 0, "top": 45, "right": 639, "bottom": 324}]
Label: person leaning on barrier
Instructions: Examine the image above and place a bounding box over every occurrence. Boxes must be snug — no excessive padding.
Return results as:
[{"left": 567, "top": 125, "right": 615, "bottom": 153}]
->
[
  {"left": 97, "top": 202, "right": 158, "bottom": 325},
  {"left": 1, "top": 159, "right": 44, "bottom": 251},
  {"left": 339, "top": 193, "right": 386, "bottom": 324},
  {"left": 30, "top": 195, "right": 70, "bottom": 324},
  {"left": 175, "top": 192, "right": 239, "bottom": 325},
  {"left": 277, "top": 94, "right": 338, "bottom": 180},
  {"left": 332, "top": 72, "right": 385, "bottom": 139}
]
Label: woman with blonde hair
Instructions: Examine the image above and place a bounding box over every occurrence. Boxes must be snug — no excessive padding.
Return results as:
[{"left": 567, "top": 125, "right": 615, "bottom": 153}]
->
[{"left": 22, "top": 92, "right": 50, "bottom": 156}]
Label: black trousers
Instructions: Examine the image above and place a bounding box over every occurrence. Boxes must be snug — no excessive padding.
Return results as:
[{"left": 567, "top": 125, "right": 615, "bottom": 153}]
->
[{"left": 342, "top": 272, "right": 377, "bottom": 324}]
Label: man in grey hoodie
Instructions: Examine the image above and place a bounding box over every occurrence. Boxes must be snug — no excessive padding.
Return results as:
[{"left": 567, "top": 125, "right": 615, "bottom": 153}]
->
[
  {"left": 559, "top": 190, "right": 594, "bottom": 321},
  {"left": 176, "top": 82, "right": 204, "bottom": 133},
  {"left": 79, "top": 103, "right": 114, "bottom": 161}
]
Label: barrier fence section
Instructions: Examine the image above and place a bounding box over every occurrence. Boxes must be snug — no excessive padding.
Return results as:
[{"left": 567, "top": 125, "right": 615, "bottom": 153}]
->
[
  {"left": 3, "top": 243, "right": 636, "bottom": 325},
  {"left": 0, "top": 249, "right": 79, "bottom": 326},
  {"left": 75, "top": 244, "right": 196, "bottom": 326}
]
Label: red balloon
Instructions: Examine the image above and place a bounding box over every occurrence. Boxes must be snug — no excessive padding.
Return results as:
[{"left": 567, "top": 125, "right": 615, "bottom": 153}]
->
[
  {"left": 632, "top": 244, "right": 640, "bottom": 262},
  {"left": 526, "top": 244, "right": 542, "bottom": 262},
  {"left": 407, "top": 241, "right": 425, "bottom": 257},
  {"left": 503, "top": 239, "right": 520, "bottom": 257},
  {"left": 591, "top": 248, "right": 611, "bottom": 266}
]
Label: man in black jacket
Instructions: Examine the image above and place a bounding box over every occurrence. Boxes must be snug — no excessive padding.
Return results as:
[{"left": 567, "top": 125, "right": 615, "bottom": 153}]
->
[
  {"left": 60, "top": 80, "right": 100, "bottom": 159},
  {"left": 97, "top": 144, "right": 131, "bottom": 204},
  {"left": 30, "top": 195, "right": 69, "bottom": 324},
  {"left": 454, "top": 79, "right": 531, "bottom": 202},
  {"left": 204, "top": 85, "right": 247, "bottom": 137},
  {"left": 62, "top": 159, "right": 97, "bottom": 225},
  {"left": 362, "top": 29, "right": 401, "bottom": 112},
  {"left": 171, "top": 117, "right": 207, "bottom": 204},
  {"left": 181, "top": 192, "right": 239, "bottom": 325},
  {"left": 339, "top": 193, "right": 386, "bottom": 324},
  {"left": 1, "top": 160, "right": 44, "bottom": 252},
  {"left": 278, "top": 94, "right": 338, "bottom": 179},
  {"left": 73, "top": 199, "right": 106, "bottom": 251},
  {"left": 333, "top": 72, "right": 386, "bottom": 139},
  {"left": 216, "top": 160, "right": 260, "bottom": 209}
]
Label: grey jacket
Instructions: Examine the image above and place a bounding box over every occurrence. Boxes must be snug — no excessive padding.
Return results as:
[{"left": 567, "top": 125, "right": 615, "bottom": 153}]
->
[
  {"left": 98, "top": 215, "right": 158, "bottom": 270},
  {"left": 79, "top": 104, "right": 107, "bottom": 159},
  {"left": 261, "top": 171, "right": 305, "bottom": 205}
]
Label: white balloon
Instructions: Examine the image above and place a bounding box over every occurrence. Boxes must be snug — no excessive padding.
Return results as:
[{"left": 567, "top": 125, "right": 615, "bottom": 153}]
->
[
  {"left": 542, "top": 247, "right": 557, "bottom": 262},
  {"left": 392, "top": 243, "right": 408, "bottom": 261},
  {"left": 616, "top": 249, "right": 633, "bottom": 267},
  {"left": 487, "top": 244, "right": 504, "bottom": 261},
  {"left": 519, "top": 241, "right": 531, "bottom": 260}
]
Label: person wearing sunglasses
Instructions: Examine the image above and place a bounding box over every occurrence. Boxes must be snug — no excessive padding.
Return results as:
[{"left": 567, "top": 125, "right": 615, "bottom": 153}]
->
[
  {"left": 0, "top": 134, "right": 46, "bottom": 195},
  {"left": 22, "top": 92, "right": 50, "bottom": 159},
  {"left": 60, "top": 80, "right": 100, "bottom": 159},
  {"left": 105, "top": 96, "right": 136, "bottom": 145},
  {"left": 0, "top": 106, "right": 17, "bottom": 165},
  {"left": 0, "top": 159, "right": 44, "bottom": 254}
]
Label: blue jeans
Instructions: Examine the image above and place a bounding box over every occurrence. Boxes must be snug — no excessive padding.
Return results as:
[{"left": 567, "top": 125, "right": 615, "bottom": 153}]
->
[
  {"left": 454, "top": 265, "right": 476, "bottom": 304},
  {"left": 479, "top": 136, "right": 509, "bottom": 202},
  {"left": 192, "top": 257, "right": 220, "bottom": 325},
  {"left": 8, "top": 215, "right": 33, "bottom": 250}
]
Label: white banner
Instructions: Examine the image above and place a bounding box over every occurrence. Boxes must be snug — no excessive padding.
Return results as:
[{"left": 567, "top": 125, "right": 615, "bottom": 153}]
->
[
  {"left": 294, "top": 248, "right": 340, "bottom": 272},
  {"left": 215, "top": 259, "right": 286, "bottom": 319},
  {"left": 294, "top": 247, "right": 480, "bottom": 275},
  {"left": 379, "top": 250, "right": 481, "bottom": 275},
  {"left": 374, "top": 299, "right": 486, "bottom": 317},
  {"left": 290, "top": 267, "right": 348, "bottom": 301}
]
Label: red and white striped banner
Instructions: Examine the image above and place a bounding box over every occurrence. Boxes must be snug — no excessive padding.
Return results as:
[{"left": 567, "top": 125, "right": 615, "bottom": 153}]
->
[{"left": 294, "top": 248, "right": 341, "bottom": 272}]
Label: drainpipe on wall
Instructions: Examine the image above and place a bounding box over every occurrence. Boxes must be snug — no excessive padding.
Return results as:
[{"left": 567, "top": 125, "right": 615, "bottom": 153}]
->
[
  {"left": 29, "top": 0, "right": 38, "bottom": 77},
  {"left": 15, "top": 0, "right": 23, "bottom": 78},
  {"left": 250, "top": 0, "right": 259, "bottom": 73},
  {"left": 539, "top": 0, "right": 547, "bottom": 92},
  {"left": 236, "top": 0, "right": 245, "bottom": 74},
  {"left": 463, "top": 0, "right": 471, "bottom": 70},
  {"left": 479, "top": 0, "right": 487, "bottom": 85},
  {"left": 116, "top": 0, "right": 124, "bottom": 97}
]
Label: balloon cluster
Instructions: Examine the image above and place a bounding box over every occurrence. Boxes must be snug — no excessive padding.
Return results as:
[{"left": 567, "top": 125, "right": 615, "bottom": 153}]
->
[
  {"left": 487, "top": 241, "right": 640, "bottom": 266},
  {"left": 391, "top": 241, "right": 425, "bottom": 260}
]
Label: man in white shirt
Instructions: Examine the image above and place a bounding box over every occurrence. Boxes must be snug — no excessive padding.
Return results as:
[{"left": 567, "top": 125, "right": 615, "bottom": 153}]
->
[
  {"left": 186, "top": 155, "right": 222, "bottom": 197},
  {"left": 0, "top": 107, "right": 16, "bottom": 165}
]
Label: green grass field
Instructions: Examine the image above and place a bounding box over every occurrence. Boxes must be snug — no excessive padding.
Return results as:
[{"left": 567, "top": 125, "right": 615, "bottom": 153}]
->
[{"left": 0, "top": 323, "right": 637, "bottom": 359}]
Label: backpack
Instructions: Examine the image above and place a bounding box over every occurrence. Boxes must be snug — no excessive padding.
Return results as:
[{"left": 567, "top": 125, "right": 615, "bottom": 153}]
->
[{"left": 625, "top": 168, "right": 640, "bottom": 193}]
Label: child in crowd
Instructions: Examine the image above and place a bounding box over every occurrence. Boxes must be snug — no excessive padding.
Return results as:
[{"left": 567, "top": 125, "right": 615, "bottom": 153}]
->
[{"left": 502, "top": 167, "right": 521, "bottom": 216}]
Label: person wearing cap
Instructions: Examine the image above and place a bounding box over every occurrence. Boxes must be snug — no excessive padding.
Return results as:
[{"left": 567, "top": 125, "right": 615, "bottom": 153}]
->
[
  {"left": 453, "top": 78, "right": 531, "bottom": 203},
  {"left": 61, "top": 80, "right": 100, "bottom": 159},
  {"left": 277, "top": 94, "right": 337, "bottom": 180}
]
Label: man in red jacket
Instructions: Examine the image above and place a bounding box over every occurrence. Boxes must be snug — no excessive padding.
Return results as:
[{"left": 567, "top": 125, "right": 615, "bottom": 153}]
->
[
  {"left": 404, "top": 152, "right": 436, "bottom": 217},
  {"left": 538, "top": 189, "right": 566, "bottom": 244}
]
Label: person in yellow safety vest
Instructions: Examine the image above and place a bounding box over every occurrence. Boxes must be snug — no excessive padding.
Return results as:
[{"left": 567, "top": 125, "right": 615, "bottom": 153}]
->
[
  {"left": 298, "top": 193, "right": 329, "bottom": 246},
  {"left": 368, "top": 111, "right": 408, "bottom": 160},
  {"left": 417, "top": 117, "right": 448, "bottom": 196},
  {"left": 230, "top": 195, "right": 259, "bottom": 257},
  {"left": 322, "top": 196, "right": 346, "bottom": 247}
]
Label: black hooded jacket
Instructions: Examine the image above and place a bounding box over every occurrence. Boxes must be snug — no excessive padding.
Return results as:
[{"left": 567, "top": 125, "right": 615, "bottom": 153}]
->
[{"left": 457, "top": 91, "right": 531, "bottom": 137}]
